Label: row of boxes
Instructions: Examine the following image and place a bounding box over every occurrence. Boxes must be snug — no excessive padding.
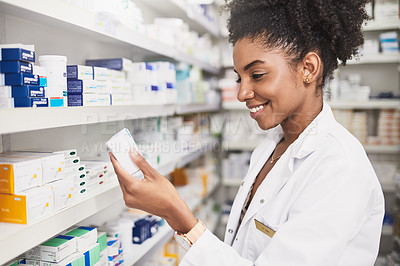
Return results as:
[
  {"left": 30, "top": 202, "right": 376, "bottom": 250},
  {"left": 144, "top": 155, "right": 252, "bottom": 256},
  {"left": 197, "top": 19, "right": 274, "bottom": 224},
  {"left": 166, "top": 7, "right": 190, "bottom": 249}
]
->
[{"left": 0, "top": 44, "right": 49, "bottom": 108}]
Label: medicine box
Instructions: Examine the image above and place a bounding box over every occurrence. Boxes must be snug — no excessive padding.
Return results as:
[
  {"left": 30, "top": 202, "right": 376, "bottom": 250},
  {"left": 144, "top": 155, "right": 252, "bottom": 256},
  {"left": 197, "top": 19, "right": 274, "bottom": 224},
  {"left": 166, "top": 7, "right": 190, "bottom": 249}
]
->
[
  {"left": 64, "top": 163, "right": 85, "bottom": 177},
  {"left": 67, "top": 65, "right": 94, "bottom": 80},
  {"left": 67, "top": 79, "right": 97, "bottom": 94},
  {"left": 65, "top": 156, "right": 80, "bottom": 166},
  {"left": 111, "top": 93, "right": 132, "bottom": 106},
  {"left": 65, "top": 226, "right": 98, "bottom": 252},
  {"left": 0, "top": 85, "right": 12, "bottom": 98},
  {"left": 1, "top": 48, "right": 35, "bottom": 62},
  {"left": 83, "top": 243, "right": 100, "bottom": 266},
  {"left": 45, "top": 179, "right": 75, "bottom": 211},
  {"left": 0, "top": 156, "right": 42, "bottom": 194},
  {"left": 14, "top": 97, "right": 48, "bottom": 107},
  {"left": 0, "top": 61, "right": 33, "bottom": 74},
  {"left": 0, "top": 97, "right": 14, "bottom": 108},
  {"left": 49, "top": 97, "right": 64, "bottom": 107},
  {"left": 5, "top": 73, "right": 39, "bottom": 86},
  {"left": 106, "top": 128, "right": 141, "bottom": 176},
  {"left": 97, "top": 232, "right": 107, "bottom": 253},
  {"left": 7, "top": 152, "right": 65, "bottom": 184},
  {"left": 12, "top": 85, "right": 45, "bottom": 98},
  {"left": 0, "top": 186, "right": 53, "bottom": 224},
  {"left": 33, "top": 65, "right": 47, "bottom": 87},
  {"left": 25, "top": 252, "right": 85, "bottom": 266},
  {"left": 85, "top": 58, "right": 133, "bottom": 71},
  {"left": 25, "top": 235, "right": 77, "bottom": 263},
  {"left": 67, "top": 93, "right": 111, "bottom": 107},
  {"left": 55, "top": 149, "right": 78, "bottom": 158},
  {"left": 92, "top": 67, "right": 110, "bottom": 81}
]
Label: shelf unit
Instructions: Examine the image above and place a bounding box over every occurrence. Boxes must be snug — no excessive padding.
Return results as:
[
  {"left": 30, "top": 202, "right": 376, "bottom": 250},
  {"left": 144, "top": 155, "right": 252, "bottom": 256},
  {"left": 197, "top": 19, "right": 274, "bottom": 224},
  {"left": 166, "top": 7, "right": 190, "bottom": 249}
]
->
[
  {"left": 0, "top": 138, "right": 217, "bottom": 265},
  {"left": 222, "top": 100, "right": 400, "bottom": 111},
  {"left": 0, "top": 103, "right": 220, "bottom": 135},
  {"left": 347, "top": 53, "right": 400, "bottom": 65},
  {"left": 363, "top": 19, "right": 400, "bottom": 31},
  {"left": 138, "top": 0, "right": 220, "bottom": 38},
  {"left": 0, "top": 0, "right": 220, "bottom": 74}
]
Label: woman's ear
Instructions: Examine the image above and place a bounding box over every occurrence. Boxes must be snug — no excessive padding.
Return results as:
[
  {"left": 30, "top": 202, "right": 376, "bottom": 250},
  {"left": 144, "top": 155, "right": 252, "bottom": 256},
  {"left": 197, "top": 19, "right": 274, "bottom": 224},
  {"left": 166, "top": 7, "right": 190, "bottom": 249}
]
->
[{"left": 301, "top": 52, "right": 322, "bottom": 84}]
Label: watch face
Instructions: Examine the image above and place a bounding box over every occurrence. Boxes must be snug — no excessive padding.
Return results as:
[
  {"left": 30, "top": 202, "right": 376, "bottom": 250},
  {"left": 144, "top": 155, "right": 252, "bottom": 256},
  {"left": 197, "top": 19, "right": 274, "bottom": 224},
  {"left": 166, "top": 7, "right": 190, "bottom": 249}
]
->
[{"left": 174, "top": 235, "right": 191, "bottom": 251}]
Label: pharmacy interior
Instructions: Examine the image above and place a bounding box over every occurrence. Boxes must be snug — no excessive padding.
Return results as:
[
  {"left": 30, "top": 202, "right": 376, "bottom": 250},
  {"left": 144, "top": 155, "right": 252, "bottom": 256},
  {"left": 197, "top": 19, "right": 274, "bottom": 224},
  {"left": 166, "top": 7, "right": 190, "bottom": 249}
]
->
[{"left": 0, "top": 0, "right": 399, "bottom": 265}]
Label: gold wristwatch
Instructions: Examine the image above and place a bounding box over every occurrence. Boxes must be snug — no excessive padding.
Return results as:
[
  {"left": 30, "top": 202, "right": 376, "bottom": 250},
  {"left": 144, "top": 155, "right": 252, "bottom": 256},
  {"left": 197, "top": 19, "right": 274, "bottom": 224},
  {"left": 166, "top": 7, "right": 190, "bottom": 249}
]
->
[{"left": 174, "top": 220, "right": 206, "bottom": 250}]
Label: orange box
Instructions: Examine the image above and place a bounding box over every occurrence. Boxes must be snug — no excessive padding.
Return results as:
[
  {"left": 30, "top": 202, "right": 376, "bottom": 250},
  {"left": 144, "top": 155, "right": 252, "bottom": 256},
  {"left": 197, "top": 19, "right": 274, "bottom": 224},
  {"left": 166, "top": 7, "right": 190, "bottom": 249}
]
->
[
  {"left": 0, "top": 156, "right": 42, "bottom": 194},
  {"left": 0, "top": 186, "right": 53, "bottom": 224}
]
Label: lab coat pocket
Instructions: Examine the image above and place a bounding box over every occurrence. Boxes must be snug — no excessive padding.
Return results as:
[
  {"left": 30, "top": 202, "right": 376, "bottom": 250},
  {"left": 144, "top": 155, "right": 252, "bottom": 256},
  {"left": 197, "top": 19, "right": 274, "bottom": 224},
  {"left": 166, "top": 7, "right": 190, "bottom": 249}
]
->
[{"left": 250, "top": 218, "right": 280, "bottom": 247}]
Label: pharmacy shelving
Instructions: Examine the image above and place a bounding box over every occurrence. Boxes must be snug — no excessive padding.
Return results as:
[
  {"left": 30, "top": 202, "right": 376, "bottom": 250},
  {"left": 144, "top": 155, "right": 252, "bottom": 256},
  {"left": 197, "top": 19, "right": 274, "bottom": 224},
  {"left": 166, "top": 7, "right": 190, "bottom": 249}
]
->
[
  {"left": 222, "top": 100, "right": 400, "bottom": 111},
  {"left": 347, "top": 53, "right": 400, "bottom": 65},
  {"left": 0, "top": 137, "right": 217, "bottom": 265},
  {"left": 364, "top": 145, "right": 400, "bottom": 154},
  {"left": 222, "top": 178, "right": 243, "bottom": 187},
  {"left": 0, "top": 0, "right": 220, "bottom": 74},
  {"left": 363, "top": 19, "right": 400, "bottom": 31},
  {"left": 138, "top": 0, "right": 220, "bottom": 38},
  {"left": 0, "top": 103, "right": 222, "bottom": 135}
]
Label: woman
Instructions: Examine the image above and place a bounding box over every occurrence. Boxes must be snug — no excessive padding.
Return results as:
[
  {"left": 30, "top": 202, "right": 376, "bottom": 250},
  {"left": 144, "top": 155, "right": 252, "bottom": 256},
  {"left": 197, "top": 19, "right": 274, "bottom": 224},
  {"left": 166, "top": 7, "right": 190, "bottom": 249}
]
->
[{"left": 110, "top": 0, "right": 384, "bottom": 265}]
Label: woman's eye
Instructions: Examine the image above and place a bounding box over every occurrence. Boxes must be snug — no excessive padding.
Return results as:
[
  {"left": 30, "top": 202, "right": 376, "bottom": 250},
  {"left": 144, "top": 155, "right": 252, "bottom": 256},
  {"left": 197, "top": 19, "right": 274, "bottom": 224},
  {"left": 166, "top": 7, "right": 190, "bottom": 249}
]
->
[{"left": 252, "top": 73, "right": 265, "bottom": 80}]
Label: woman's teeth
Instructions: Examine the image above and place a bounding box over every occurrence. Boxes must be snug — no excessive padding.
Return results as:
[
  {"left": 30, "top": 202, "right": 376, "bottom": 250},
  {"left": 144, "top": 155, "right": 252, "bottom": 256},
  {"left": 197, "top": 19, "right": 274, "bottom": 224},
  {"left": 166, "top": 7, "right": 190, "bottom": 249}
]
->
[{"left": 249, "top": 104, "right": 266, "bottom": 113}]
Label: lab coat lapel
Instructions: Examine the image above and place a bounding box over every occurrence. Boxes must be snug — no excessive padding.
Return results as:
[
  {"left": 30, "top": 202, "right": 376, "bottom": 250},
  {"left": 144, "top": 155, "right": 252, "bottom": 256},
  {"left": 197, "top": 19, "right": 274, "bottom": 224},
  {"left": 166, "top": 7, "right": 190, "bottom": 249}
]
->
[{"left": 239, "top": 155, "right": 292, "bottom": 230}]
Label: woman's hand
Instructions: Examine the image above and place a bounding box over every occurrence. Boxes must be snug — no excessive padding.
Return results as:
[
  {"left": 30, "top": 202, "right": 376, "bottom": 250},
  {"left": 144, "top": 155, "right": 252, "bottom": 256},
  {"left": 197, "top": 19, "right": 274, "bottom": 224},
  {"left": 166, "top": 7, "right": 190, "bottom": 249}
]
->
[{"left": 109, "top": 148, "right": 197, "bottom": 233}]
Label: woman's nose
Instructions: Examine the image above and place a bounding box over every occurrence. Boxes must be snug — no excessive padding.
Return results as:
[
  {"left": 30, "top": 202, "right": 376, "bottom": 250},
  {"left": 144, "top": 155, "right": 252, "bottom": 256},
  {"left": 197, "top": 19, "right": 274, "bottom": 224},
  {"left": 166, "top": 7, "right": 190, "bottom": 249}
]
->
[{"left": 237, "top": 84, "right": 255, "bottom": 102}]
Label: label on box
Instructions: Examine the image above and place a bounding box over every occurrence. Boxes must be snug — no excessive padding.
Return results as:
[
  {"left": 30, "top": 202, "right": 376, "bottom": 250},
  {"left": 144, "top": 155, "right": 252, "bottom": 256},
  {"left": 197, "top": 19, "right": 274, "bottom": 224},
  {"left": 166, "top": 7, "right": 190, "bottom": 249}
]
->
[
  {"left": 1, "top": 48, "right": 35, "bottom": 62},
  {"left": 14, "top": 97, "right": 48, "bottom": 108},
  {"left": 12, "top": 85, "right": 45, "bottom": 98},
  {"left": 0, "top": 61, "right": 33, "bottom": 74},
  {"left": 67, "top": 65, "right": 93, "bottom": 80},
  {"left": 5, "top": 73, "right": 39, "bottom": 86}
]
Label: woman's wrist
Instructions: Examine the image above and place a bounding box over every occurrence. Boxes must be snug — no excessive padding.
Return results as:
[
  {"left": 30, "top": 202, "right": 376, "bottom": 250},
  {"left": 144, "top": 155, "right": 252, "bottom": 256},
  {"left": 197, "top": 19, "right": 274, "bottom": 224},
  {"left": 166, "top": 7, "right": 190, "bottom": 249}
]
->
[{"left": 164, "top": 198, "right": 198, "bottom": 233}]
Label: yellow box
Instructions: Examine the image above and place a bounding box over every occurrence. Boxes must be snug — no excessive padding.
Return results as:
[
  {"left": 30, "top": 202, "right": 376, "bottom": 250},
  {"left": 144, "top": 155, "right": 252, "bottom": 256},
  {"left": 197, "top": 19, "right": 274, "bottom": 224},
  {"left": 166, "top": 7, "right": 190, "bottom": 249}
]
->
[
  {"left": 0, "top": 156, "right": 42, "bottom": 194},
  {"left": 0, "top": 186, "right": 54, "bottom": 224}
]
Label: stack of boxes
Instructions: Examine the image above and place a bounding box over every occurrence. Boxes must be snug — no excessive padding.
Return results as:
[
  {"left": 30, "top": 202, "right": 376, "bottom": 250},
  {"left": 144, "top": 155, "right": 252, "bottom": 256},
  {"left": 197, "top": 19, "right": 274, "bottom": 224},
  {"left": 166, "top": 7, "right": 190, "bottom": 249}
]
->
[
  {"left": 80, "top": 161, "right": 113, "bottom": 194},
  {"left": 0, "top": 44, "right": 48, "bottom": 108},
  {"left": 85, "top": 58, "right": 133, "bottom": 106},
  {"left": 67, "top": 65, "right": 111, "bottom": 107},
  {"left": 377, "top": 109, "right": 400, "bottom": 146},
  {"left": 23, "top": 226, "right": 101, "bottom": 266},
  {"left": 0, "top": 151, "right": 65, "bottom": 224},
  {"left": 379, "top": 31, "right": 399, "bottom": 54}
]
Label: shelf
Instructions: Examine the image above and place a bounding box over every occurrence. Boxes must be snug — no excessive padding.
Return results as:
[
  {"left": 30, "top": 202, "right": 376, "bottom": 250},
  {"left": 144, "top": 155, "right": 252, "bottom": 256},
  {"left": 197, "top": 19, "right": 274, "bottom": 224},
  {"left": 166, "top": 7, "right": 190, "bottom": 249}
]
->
[
  {"left": 329, "top": 100, "right": 400, "bottom": 110},
  {"left": 0, "top": 105, "right": 175, "bottom": 134},
  {"left": 363, "top": 19, "right": 400, "bottom": 31},
  {"left": 222, "top": 178, "right": 243, "bottom": 187},
  {"left": 124, "top": 224, "right": 174, "bottom": 266},
  {"left": 138, "top": 0, "right": 220, "bottom": 38},
  {"left": 347, "top": 54, "right": 400, "bottom": 65},
  {"left": 0, "top": 139, "right": 217, "bottom": 264},
  {"left": 0, "top": 0, "right": 220, "bottom": 74},
  {"left": 222, "top": 101, "right": 246, "bottom": 110},
  {"left": 175, "top": 103, "right": 220, "bottom": 115},
  {"left": 0, "top": 181, "right": 122, "bottom": 265},
  {"left": 364, "top": 145, "right": 400, "bottom": 154},
  {"left": 223, "top": 141, "right": 258, "bottom": 151},
  {"left": 0, "top": 103, "right": 224, "bottom": 135}
]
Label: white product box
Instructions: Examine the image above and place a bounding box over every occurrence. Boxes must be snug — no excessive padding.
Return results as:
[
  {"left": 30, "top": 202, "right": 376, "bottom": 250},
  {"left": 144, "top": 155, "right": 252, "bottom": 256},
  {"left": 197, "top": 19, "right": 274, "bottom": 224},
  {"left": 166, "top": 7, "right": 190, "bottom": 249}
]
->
[
  {"left": 0, "top": 185, "right": 53, "bottom": 224},
  {"left": 110, "top": 82, "right": 131, "bottom": 94},
  {"left": 54, "top": 149, "right": 78, "bottom": 159},
  {"left": 108, "top": 69, "right": 126, "bottom": 82},
  {"left": 83, "top": 93, "right": 111, "bottom": 106},
  {"left": 64, "top": 163, "right": 85, "bottom": 176},
  {"left": 65, "top": 226, "right": 98, "bottom": 252},
  {"left": 94, "top": 80, "right": 111, "bottom": 94},
  {"left": 45, "top": 179, "right": 75, "bottom": 211},
  {"left": 67, "top": 65, "right": 93, "bottom": 80},
  {"left": 83, "top": 161, "right": 110, "bottom": 177},
  {"left": 106, "top": 128, "right": 141, "bottom": 176},
  {"left": 111, "top": 93, "right": 132, "bottom": 106},
  {"left": 0, "top": 156, "right": 42, "bottom": 194},
  {"left": 0, "top": 97, "right": 14, "bottom": 108},
  {"left": 34, "top": 252, "right": 84, "bottom": 266},
  {"left": 127, "top": 62, "right": 152, "bottom": 85},
  {"left": 25, "top": 235, "right": 77, "bottom": 263},
  {"left": 0, "top": 85, "right": 12, "bottom": 98},
  {"left": 64, "top": 156, "right": 80, "bottom": 166},
  {"left": 7, "top": 152, "right": 65, "bottom": 184},
  {"left": 93, "top": 67, "right": 111, "bottom": 81}
]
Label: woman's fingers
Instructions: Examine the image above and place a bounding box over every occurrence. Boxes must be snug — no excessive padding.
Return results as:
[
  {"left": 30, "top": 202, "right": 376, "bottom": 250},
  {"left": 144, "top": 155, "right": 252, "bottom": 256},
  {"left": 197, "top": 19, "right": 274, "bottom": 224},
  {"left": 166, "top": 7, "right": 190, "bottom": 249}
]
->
[
  {"left": 129, "top": 148, "right": 159, "bottom": 179},
  {"left": 109, "top": 152, "right": 138, "bottom": 187}
]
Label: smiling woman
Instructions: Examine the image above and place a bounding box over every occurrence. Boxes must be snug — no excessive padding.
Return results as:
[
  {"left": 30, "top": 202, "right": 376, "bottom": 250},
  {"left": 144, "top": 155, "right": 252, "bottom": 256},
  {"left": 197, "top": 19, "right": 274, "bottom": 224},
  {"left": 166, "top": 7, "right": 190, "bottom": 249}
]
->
[{"left": 110, "top": 1, "right": 385, "bottom": 265}]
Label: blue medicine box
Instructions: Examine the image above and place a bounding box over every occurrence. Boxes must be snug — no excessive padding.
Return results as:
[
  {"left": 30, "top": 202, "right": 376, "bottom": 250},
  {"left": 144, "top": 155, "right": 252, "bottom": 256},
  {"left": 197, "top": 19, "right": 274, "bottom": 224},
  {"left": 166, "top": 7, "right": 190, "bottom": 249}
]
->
[
  {"left": 86, "top": 58, "right": 126, "bottom": 70},
  {"left": 0, "top": 61, "right": 33, "bottom": 74},
  {"left": 12, "top": 85, "right": 45, "bottom": 98},
  {"left": 67, "top": 79, "right": 96, "bottom": 94},
  {"left": 14, "top": 97, "right": 48, "bottom": 107},
  {"left": 67, "top": 94, "right": 82, "bottom": 106},
  {"left": 1, "top": 48, "right": 35, "bottom": 62},
  {"left": 67, "top": 65, "right": 93, "bottom": 80},
  {"left": 39, "top": 77, "right": 47, "bottom": 87},
  {"left": 5, "top": 73, "right": 39, "bottom": 86}
]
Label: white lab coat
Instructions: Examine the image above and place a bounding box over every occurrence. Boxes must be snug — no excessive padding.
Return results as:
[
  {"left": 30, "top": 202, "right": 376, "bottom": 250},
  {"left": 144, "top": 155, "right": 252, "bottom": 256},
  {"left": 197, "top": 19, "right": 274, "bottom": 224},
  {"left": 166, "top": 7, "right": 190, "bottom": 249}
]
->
[{"left": 181, "top": 103, "right": 384, "bottom": 266}]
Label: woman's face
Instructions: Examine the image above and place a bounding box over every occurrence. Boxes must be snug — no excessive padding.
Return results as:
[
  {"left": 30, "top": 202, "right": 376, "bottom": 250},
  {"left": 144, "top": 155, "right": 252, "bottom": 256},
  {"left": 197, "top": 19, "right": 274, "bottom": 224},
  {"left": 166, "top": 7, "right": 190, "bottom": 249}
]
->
[{"left": 233, "top": 37, "right": 309, "bottom": 131}]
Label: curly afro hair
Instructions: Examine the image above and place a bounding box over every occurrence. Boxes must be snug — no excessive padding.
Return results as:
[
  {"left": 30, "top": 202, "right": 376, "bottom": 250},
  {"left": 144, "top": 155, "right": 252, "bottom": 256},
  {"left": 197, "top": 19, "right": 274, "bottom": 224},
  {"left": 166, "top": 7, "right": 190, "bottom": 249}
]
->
[{"left": 225, "top": 0, "right": 369, "bottom": 88}]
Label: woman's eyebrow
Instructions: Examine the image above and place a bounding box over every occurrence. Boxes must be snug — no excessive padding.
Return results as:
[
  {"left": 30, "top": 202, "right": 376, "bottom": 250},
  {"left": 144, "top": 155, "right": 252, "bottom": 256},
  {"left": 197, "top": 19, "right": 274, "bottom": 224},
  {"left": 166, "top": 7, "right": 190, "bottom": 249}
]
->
[{"left": 243, "top": 60, "right": 267, "bottom": 71}]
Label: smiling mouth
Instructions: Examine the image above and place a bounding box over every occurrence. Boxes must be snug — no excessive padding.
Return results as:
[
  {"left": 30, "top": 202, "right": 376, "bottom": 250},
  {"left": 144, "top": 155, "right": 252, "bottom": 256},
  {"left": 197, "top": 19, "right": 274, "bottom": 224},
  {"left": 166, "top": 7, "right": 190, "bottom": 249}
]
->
[{"left": 248, "top": 102, "right": 268, "bottom": 113}]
